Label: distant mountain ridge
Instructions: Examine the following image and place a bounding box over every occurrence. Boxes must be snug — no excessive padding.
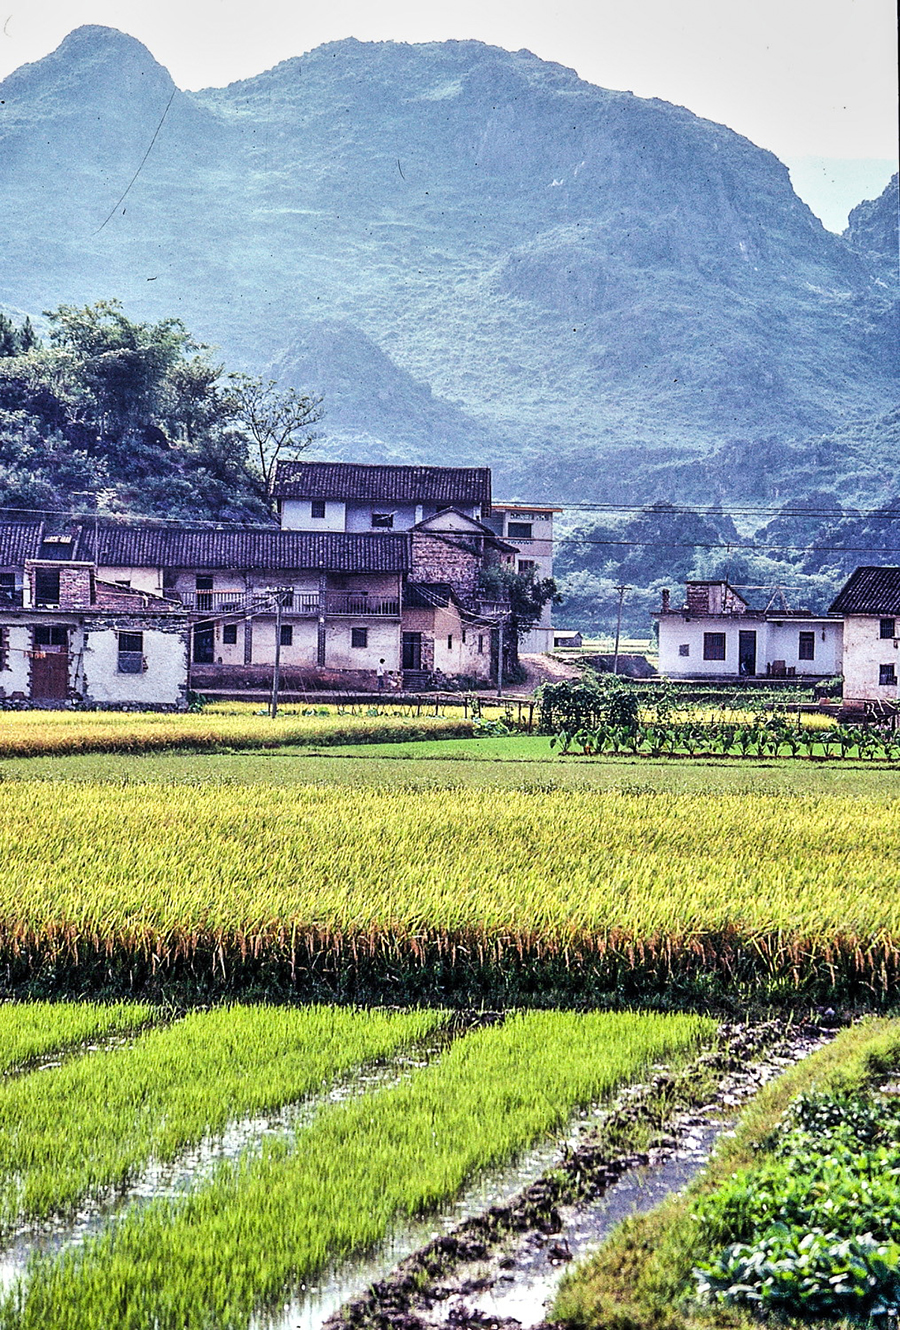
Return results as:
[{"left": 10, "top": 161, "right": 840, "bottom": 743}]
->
[{"left": 0, "top": 25, "right": 896, "bottom": 502}]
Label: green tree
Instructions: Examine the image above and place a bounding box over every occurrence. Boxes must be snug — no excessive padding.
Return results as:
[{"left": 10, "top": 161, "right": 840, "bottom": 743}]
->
[{"left": 477, "top": 564, "right": 560, "bottom": 643}]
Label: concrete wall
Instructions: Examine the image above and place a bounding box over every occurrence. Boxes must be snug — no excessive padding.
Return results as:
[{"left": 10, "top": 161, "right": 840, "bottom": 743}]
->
[
  {"left": 280, "top": 499, "right": 346, "bottom": 531},
  {"left": 323, "top": 619, "right": 401, "bottom": 671},
  {"left": 843, "top": 615, "right": 900, "bottom": 702},
  {"left": 97, "top": 566, "right": 165, "bottom": 597},
  {"left": 82, "top": 622, "right": 189, "bottom": 706}
]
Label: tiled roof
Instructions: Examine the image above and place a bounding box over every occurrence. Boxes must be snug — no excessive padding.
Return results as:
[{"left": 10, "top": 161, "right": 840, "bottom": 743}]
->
[
  {"left": 273, "top": 462, "right": 492, "bottom": 510},
  {"left": 829, "top": 566, "right": 900, "bottom": 615},
  {"left": 77, "top": 524, "right": 410, "bottom": 573},
  {"left": 0, "top": 522, "right": 45, "bottom": 566}
]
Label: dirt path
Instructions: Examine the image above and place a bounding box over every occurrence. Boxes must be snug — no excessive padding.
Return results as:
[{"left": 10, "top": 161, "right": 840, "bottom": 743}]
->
[{"left": 506, "top": 655, "right": 583, "bottom": 696}]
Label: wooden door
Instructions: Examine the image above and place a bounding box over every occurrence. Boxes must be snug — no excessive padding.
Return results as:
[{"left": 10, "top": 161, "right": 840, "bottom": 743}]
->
[{"left": 31, "top": 651, "right": 69, "bottom": 699}]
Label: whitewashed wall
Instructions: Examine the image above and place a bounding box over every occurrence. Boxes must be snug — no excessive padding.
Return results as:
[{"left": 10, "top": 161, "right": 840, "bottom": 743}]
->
[
  {"left": 842, "top": 615, "right": 900, "bottom": 702},
  {"left": 82, "top": 626, "right": 188, "bottom": 705}
]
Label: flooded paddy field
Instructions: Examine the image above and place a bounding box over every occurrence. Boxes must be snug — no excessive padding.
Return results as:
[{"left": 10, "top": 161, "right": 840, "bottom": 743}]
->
[{"left": 0, "top": 1006, "right": 716, "bottom": 1330}]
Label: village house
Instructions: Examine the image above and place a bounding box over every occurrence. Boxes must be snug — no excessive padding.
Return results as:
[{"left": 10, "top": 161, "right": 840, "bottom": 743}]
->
[
  {"left": 655, "top": 580, "right": 842, "bottom": 681},
  {"left": 0, "top": 523, "right": 190, "bottom": 706},
  {"left": 828, "top": 566, "right": 900, "bottom": 706},
  {"left": 481, "top": 503, "right": 560, "bottom": 652},
  {"left": 0, "top": 464, "right": 560, "bottom": 698},
  {"left": 275, "top": 463, "right": 558, "bottom": 655}
]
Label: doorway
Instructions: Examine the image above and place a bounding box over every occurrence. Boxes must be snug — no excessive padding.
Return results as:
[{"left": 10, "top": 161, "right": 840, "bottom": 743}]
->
[
  {"left": 401, "top": 633, "right": 422, "bottom": 671},
  {"left": 192, "top": 621, "right": 215, "bottom": 664},
  {"left": 738, "top": 630, "right": 757, "bottom": 676},
  {"left": 31, "top": 625, "right": 69, "bottom": 699}
]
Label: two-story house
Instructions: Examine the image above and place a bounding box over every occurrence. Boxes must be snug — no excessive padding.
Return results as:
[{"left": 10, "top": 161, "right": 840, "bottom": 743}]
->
[{"left": 829, "top": 567, "right": 900, "bottom": 705}]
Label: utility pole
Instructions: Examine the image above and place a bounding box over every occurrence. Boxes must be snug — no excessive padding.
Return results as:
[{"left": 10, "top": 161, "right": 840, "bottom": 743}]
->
[
  {"left": 496, "top": 617, "right": 504, "bottom": 697},
  {"left": 612, "top": 584, "right": 631, "bottom": 675},
  {"left": 270, "top": 589, "right": 286, "bottom": 718}
]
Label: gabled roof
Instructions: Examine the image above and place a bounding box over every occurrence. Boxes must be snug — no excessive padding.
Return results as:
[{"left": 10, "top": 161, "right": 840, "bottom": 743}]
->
[
  {"left": 829, "top": 566, "right": 900, "bottom": 615},
  {"left": 273, "top": 462, "right": 491, "bottom": 511},
  {"left": 412, "top": 509, "right": 518, "bottom": 553},
  {"left": 77, "top": 524, "right": 410, "bottom": 574}
]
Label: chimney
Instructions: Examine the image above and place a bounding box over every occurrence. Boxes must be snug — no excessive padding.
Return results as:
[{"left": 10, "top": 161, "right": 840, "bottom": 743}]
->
[{"left": 661, "top": 588, "right": 670, "bottom": 612}]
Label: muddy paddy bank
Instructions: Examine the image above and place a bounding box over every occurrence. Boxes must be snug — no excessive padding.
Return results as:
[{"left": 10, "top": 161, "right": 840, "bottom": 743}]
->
[{"left": 316, "top": 1019, "right": 836, "bottom": 1330}]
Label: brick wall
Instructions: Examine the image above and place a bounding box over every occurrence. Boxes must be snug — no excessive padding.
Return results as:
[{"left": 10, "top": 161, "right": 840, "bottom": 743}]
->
[{"left": 410, "top": 534, "right": 480, "bottom": 602}]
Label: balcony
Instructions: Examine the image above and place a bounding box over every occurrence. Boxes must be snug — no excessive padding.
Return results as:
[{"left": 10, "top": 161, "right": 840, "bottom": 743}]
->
[{"left": 325, "top": 593, "right": 400, "bottom": 617}]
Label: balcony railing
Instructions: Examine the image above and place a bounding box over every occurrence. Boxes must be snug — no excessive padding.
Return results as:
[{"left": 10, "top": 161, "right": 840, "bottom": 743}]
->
[
  {"left": 177, "top": 591, "right": 399, "bottom": 617},
  {"left": 325, "top": 594, "right": 400, "bottom": 617}
]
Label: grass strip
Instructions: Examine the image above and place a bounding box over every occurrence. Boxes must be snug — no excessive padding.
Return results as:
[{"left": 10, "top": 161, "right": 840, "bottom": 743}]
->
[
  {"left": 0, "top": 710, "right": 476, "bottom": 759},
  {"left": 3, "top": 784, "right": 900, "bottom": 999},
  {"left": 0, "top": 1003, "right": 441, "bottom": 1233},
  {"left": 552, "top": 1016, "right": 900, "bottom": 1330},
  {"left": 0, "top": 1010, "right": 713, "bottom": 1330},
  {"left": 0, "top": 1001, "right": 152, "bottom": 1074}
]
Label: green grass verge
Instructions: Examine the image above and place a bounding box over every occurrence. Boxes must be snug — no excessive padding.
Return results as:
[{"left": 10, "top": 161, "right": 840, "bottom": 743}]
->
[
  {"left": 3, "top": 741, "right": 900, "bottom": 797},
  {"left": 0, "top": 1001, "right": 152, "bottom": 1074},
  {"left": 0, "top": 1010, "right": 714, "bottom": 1330},
  {"left": 0, "top": 1004, "right": 441, "bottom": 1232},
  {"left": 553, "top": 1017, "right": 900, "bottom": 1330}
]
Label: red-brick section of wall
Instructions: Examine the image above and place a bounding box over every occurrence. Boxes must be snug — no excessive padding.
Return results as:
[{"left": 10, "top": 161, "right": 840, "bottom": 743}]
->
[
  {"left": 57, "top": 566, "right": 94, "bottom": 609},
  {"left": 410, "top": 534, "right": 480, "bottom": 602},
  {"left": 686, "top": 584, "right": 712, "bottom": 615}
]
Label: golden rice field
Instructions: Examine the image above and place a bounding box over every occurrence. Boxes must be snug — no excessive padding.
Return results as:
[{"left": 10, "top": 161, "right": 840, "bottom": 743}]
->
[
  {"left": 2, "top": 780, "right": 899, "bottom": 996},
  {"left": 0, "top": 707, "right": 476, "bottom": 758}
]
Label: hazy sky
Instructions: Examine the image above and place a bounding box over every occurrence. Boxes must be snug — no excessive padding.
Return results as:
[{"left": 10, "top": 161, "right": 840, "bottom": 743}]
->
[{"left": 1, "top": 0, "right": 896, "bottom": 230}]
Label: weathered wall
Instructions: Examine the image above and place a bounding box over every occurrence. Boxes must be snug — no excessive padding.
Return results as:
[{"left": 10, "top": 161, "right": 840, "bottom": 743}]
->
[
  {"left": 323, "top": 619, "right": 401, "bottom": 670},
  {"left": 843, "top": 615, "right": 900, "bottom": 702},
  {"left": 82, "top": 621, "right": 189, "bottom": 706},
  {"left": 410, "top": 534, "right": 480, "bottom": 601}
]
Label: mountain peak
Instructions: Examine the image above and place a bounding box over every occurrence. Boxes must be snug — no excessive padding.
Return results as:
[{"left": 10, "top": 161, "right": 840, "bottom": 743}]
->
[{"left": 0, "top": 24, "right": 175, "bottom": 99}]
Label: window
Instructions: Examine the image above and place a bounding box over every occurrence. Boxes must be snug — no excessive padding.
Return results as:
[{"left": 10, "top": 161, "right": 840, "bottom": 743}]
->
[
  {"left": 34, "top": 567, "right": 60, "bottom": 606},
  {"left": 447, "top": 634, "right": 453, "bottom": 650},
  {"left": 678, "top": 643, "right": 690, "bottom": 657},
  {"left": 0, "top": 572, "right": 17, "bottom": 606},
  {"left": 222, "top": 624, "right": 238, "bottom": 645},
  {"left": 881, "top": 618, "right": 896, "bottom": 639},
  {"left": 351, "top": 627, "right": 368, "bottom": 649},
  {"left": 461, "top": 629, "right": 467, "bottom": 645},
  {"left": 196, "top": 575, "right": 213, "bottom": 590},
  {"left": 311, "top": 500, "right": 326, "bottom": 519},
  {"left": 34, "top": 625, "right": 68, "bottom": 647},
  {"left": 507, "top": 522, "right": 532, "bottom": 539},
  {"left": 478, "top": 635, "right": 484, "bottom": 654},
  {"left": 703, "top": 632, "right": 726, "bottom": 661},
  {"left": 371, "top": 513, "right": 393, "bottom": 529},
  {"left": 117, "top": 631, "right": 144, "bottom": 674},
  {"left": 798, "top": 631, "right": 815, "bottom": 661},
  {"left": 518, "top": 560, "right": 536, "bottom": 574},
  {"left": 279, "top": 625, "right": 293, "bottom": 647},
  {"left": 880, "top": 664, "right": 897, "bottom": 686}
]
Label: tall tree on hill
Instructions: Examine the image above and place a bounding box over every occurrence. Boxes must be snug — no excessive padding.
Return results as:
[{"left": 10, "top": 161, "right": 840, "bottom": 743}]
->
[
  {"left": 0, "top": 299, "right": 321, "bottom": 521},
  {"left": 226, "top": 374, "right": 322, "bottom": 508}
]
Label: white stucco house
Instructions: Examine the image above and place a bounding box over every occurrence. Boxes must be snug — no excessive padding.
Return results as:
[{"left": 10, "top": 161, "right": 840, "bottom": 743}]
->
[
  {"left": 655, "top": 581, "right": 842, "bottom": 681},
  {"left": 829, "top": 566, "right": 900, "bottom": 706}
]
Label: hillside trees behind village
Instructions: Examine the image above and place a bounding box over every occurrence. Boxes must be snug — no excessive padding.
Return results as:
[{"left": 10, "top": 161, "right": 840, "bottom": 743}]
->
[{"left": 0, "top": 301, "right": 321, "bottom": 522}]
